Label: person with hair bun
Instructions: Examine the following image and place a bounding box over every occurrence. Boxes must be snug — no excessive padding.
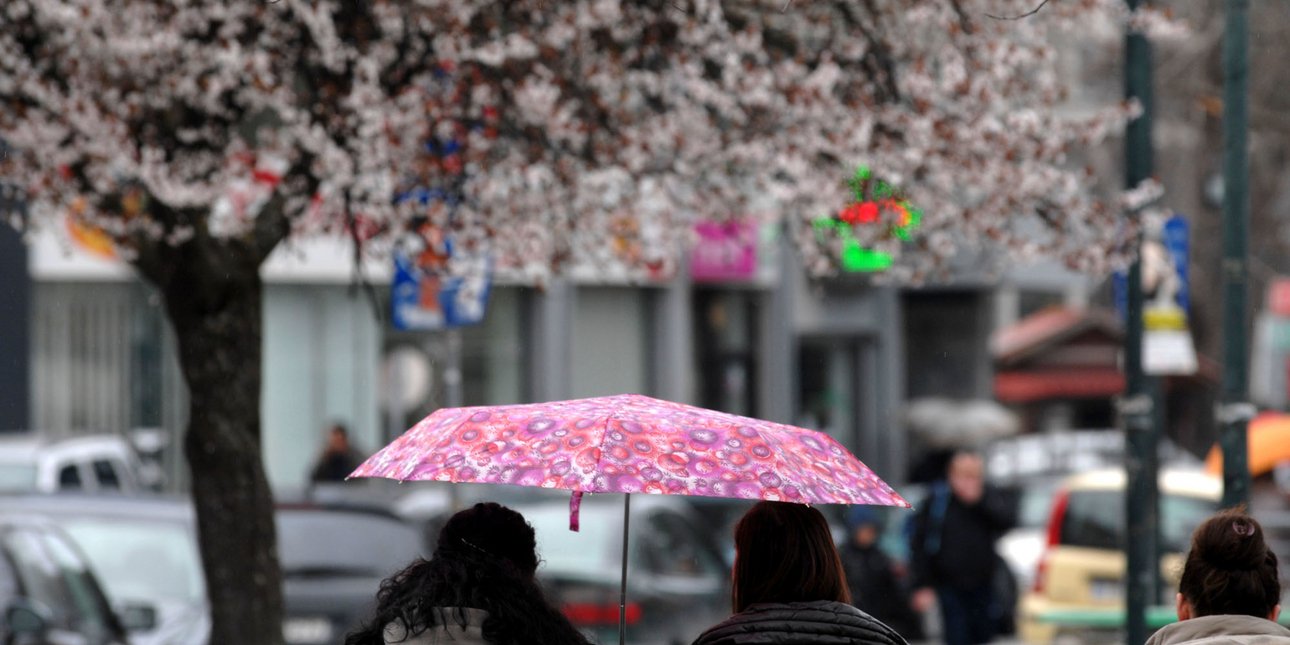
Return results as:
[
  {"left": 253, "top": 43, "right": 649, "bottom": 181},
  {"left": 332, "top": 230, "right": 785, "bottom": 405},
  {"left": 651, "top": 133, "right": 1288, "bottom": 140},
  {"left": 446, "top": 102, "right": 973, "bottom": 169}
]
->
[
  {"left": 344, "top": 502, "right": 590, "bottom": 645},
  {"left": 1146, "top": 508, "right": 1290, "bottom": 644},
  {"left": 691, "top": 501, "right": 907, "bottom": 645}
]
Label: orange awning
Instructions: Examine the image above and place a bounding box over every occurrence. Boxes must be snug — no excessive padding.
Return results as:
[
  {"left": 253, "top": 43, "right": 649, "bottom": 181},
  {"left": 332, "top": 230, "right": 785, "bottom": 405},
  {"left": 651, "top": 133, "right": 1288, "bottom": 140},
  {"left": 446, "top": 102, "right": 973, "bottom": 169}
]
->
[{"left": 1205, "top": 412, "right": 1290, "bottom": 477}]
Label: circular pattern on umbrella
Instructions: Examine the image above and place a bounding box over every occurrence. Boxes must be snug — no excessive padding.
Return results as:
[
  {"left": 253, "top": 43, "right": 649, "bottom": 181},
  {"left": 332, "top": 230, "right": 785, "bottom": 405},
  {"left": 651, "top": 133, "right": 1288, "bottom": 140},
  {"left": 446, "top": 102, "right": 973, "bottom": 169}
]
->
[{"left": 350, "top": 394, "right": 909, "bottom": 508}]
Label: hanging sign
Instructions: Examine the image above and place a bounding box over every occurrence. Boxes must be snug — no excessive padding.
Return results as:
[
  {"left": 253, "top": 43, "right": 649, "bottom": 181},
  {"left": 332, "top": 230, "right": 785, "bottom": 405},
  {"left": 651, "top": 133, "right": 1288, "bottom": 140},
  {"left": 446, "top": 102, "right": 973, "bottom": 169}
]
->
[
  {"left": 812, "top": 165, "right": 922, "bottom": 272},
  {"left": 391, "top": 224, "right": 491, "bottom": 331}
]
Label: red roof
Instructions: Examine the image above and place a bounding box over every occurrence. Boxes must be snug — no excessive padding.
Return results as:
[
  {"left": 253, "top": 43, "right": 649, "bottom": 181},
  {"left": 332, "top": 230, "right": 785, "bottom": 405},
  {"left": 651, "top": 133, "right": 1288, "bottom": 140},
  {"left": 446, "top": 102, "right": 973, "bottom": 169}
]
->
[{"left": 991, "top": 306, "right": 1122, "bottom": 367}]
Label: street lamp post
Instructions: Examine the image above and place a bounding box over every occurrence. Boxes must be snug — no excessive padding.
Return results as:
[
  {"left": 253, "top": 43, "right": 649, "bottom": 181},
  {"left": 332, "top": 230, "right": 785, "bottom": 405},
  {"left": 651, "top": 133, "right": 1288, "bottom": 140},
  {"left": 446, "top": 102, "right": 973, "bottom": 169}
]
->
[
  {"left": 1219, "top": 0, "right": 1252, "bottom": 510},
  {"left": 1123, "top": 1, "right": 1161, "bottom": 643}
]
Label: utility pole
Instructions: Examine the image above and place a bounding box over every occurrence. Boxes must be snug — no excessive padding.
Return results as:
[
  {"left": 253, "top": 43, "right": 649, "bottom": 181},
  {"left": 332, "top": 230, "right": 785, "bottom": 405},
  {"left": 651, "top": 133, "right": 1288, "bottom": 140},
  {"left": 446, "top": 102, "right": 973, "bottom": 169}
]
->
[
  {"left": 1123, "top": 1, "right": 1161, "bottom": 642},
  {"left": 1219, "top": 0, "right": 1252, "bottom": 508}
]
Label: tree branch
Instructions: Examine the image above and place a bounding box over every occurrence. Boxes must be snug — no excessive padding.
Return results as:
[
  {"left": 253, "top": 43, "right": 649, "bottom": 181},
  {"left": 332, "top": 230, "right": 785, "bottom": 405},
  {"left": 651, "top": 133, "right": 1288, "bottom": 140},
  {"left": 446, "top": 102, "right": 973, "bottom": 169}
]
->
[{"left": 985, "top": 0, "right": 1051, "bottom": 21}]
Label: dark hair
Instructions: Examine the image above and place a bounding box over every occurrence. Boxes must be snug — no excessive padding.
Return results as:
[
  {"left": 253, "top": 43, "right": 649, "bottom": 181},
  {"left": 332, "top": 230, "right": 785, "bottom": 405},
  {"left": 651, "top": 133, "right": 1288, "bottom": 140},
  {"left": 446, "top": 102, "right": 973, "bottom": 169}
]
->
[
  {"left": 731, "top": 501, "right": 851, "bottom": 613},
  {"left": 344, "top": 503, "right": 589, "bottom": 645},
  {"left": 1178, "top": 508, "right": 1281, "bottom": 618}
]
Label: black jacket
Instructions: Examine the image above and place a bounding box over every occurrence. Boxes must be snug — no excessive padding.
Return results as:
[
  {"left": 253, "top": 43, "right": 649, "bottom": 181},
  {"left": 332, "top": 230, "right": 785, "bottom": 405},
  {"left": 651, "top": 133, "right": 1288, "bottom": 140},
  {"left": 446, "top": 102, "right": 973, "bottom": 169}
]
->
[
  {"left": 908, "top": 483, "right": 1015, "bottom": 591},
  {"left": 691, "top": 600, "right": 908, "bottom": 645},
  {"left": 839, "top": 544, "right": 922, "bottom": 639}
]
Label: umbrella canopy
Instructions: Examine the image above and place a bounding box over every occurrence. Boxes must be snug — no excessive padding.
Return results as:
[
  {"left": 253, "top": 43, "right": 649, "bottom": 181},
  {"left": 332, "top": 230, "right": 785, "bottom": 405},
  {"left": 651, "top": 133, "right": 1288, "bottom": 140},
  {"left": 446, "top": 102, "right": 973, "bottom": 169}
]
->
[
  {"left": 351, "top": 394, "right": 909, "bottom": 526},
  {"left": 351, "top": 394, "right": 908, "bottom": 645},
  {"left": 1205, "top": 412, "right": 1290, "bottom": 477}
]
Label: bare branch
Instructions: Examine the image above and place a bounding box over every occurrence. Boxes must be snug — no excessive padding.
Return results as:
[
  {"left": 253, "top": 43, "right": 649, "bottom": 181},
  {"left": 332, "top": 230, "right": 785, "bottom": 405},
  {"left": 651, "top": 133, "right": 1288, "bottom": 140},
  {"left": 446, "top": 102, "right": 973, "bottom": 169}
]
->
[{"left": 985, "top": 0, "right": 1050, "bottom": 21}]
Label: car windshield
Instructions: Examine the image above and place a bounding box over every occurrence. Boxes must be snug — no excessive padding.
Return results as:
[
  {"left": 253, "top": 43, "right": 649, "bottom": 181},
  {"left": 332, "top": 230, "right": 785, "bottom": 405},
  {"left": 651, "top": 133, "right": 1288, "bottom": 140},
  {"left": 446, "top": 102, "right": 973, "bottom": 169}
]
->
[
  {"left": 1018, "top": 481, "right": 1061, "bottom": 529},
  {"left": 523, "top": 505, "right": 616, "bottom": 578},
  {"left": 276, "top": 509, "right": 422, "bottom": 578},
  {"left": 1061, "top": 490, "right": 1217, "bottom": 552},
  {"left": 59, "top": 518, "right": 204, "bottom": 603},
  {"left": 0, "top": 463, "right": 37, "bottom": 491}
]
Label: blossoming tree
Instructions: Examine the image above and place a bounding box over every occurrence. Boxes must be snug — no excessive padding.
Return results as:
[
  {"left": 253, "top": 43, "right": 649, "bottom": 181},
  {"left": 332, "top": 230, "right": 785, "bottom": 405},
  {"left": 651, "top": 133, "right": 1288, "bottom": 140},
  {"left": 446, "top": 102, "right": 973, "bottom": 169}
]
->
[{"left": 0, "top": 0, "right": 1171, "bottom": 641}]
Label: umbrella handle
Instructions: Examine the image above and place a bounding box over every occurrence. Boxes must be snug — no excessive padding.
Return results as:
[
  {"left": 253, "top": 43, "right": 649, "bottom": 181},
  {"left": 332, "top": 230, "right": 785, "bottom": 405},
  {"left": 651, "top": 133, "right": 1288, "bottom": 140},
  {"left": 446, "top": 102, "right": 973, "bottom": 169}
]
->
[
  {"left": 569, "top": 491, "right": 583, "bottom": 532},
  {"left": 620, "top": 493, "right": 631, "bottom": 645}
]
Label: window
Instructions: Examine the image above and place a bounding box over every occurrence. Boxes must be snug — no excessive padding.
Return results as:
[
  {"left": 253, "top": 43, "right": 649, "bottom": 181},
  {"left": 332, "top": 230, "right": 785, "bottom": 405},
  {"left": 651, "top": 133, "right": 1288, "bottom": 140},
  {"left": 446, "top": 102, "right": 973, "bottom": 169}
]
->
[
  {"left": 61, "top": 519, "right": 204, "bottom": 604},
  {"left": 91, "top": 460, "right": 121, "bottom": 490},
  {"left": 638, "top": 513, "right": 723, "bottom": 579},
  {"left": 1061, "top": 490, "right": 1217, "bottom": 552},
  {"left": 58, "top": 465, "right": 82, "bottom": 489}
]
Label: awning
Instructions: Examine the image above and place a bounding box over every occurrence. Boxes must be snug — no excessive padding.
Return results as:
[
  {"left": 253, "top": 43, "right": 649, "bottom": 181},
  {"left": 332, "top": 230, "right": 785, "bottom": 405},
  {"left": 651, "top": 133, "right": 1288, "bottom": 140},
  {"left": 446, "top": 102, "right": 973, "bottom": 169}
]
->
[{"left": 994, "top": 368, "right": 1124, "bottom": 403}]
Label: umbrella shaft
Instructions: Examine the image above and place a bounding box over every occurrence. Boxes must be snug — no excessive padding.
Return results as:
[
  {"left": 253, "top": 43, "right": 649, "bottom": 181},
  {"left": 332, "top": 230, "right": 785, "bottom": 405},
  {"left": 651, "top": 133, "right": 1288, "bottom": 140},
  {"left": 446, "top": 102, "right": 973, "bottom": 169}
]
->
[{"left": 620, "top": 493, "right": 631, "bottom": 645}]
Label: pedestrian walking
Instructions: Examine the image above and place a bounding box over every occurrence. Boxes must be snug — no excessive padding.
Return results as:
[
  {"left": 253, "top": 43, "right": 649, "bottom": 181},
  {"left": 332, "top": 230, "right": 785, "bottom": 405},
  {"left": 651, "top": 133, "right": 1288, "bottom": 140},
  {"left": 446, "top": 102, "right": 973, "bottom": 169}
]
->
[
  {"left": 344, "top": 502, "right": 590, "bottom": 645},
  {"left": 310, "top": 423, "right": 364, "bottom": 483},
  {"left": 1145, "top": 508, "right": 1290, "bottom": 645},
  {"left": 908, "top": 451, "right": 1015, "bottom": 645},
  {"left": 841, "top": 507, "right": 923, "bottom": 640},
  {"left": 691, "top": 500, "right": 908, "bottom": 645}
]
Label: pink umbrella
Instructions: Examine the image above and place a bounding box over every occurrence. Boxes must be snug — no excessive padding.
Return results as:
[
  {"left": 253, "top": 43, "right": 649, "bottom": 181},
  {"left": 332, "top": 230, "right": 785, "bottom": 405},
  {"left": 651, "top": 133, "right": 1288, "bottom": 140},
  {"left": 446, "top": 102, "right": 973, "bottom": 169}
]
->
[{"left": 349, "top": 394, "right": 909, "bottom": 644}]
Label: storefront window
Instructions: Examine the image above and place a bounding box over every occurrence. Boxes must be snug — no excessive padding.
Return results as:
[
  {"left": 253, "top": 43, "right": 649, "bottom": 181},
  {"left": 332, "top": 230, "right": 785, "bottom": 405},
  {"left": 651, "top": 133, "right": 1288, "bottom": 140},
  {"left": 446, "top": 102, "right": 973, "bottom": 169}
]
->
[{"left": 693, "top": 289, "right": 758, "bottom": 417}]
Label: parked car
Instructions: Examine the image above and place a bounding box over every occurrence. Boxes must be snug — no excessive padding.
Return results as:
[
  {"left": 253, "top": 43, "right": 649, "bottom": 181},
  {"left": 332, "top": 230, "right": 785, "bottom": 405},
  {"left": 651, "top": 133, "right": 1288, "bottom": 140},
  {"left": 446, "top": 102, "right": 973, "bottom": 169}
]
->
[
  {"left": 0, "top": 514, "right": 129, "bottom": 645},
  {"left": 0, "top": 434, "right": 156, "bottom": 494},
  {"left": 0, "top": 494, "right": 209, "bottom": 645},
  {"left": 514, "top": 495, "right": 731, "bottom": 645},
  {"left": 276, "top": 501, "right": 425, "bottom": 645},
  {"left": 1018, "top": 468, "right": 1221, "bottom": 644}
]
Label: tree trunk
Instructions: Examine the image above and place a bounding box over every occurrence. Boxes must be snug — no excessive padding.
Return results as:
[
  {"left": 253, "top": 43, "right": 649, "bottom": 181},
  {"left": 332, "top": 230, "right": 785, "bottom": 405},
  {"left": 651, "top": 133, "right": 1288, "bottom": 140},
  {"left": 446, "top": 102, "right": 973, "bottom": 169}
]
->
[{"left": 146, "top": 243, "right": 283, "bottom": 645}]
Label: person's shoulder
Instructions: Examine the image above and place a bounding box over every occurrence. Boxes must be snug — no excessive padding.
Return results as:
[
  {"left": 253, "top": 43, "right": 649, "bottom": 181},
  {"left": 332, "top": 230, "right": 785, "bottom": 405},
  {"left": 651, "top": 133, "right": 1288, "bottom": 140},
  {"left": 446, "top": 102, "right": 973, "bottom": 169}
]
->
[
  {"left": 1146, "top": 615, "right": 1290, "bottom": 645},
  {"left": 693, "top": 601, "right": 907, "bottom": 645}
]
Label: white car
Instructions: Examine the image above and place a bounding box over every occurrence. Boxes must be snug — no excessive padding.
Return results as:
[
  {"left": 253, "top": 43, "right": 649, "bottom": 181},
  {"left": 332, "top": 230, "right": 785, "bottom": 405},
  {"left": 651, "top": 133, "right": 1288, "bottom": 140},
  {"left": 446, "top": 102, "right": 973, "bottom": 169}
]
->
[{"left": 0, "top": 433, "right": 157, "bottom": 493}]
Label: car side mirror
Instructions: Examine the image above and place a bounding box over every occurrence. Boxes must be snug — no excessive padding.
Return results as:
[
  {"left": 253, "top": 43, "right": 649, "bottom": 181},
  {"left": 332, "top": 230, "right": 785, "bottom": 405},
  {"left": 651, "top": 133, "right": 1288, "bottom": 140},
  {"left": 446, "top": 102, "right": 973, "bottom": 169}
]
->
[
  {"left": 5, "top": 599, "right": 50, "bottom": 636},
  {"left": 119, "top": 601, "right": 159, "bottom": 632}
]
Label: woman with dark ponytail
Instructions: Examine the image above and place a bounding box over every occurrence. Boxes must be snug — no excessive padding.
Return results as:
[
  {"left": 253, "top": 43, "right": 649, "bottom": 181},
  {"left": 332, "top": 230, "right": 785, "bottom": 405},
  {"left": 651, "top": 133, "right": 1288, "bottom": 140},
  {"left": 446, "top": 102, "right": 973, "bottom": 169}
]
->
[
  {"left": 1146, "top": 508, "right": 1290, "bottom": 644},
  {"left": 344, "top": 502, "right": 590, "bottom": 645}
]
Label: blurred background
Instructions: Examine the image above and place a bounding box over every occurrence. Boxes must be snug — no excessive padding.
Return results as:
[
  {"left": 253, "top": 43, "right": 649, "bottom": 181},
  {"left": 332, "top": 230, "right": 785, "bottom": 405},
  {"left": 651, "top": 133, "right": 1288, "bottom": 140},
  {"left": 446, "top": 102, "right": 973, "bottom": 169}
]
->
[{"left": 2, "top": 1, "right": 1290, "bottom": 645}]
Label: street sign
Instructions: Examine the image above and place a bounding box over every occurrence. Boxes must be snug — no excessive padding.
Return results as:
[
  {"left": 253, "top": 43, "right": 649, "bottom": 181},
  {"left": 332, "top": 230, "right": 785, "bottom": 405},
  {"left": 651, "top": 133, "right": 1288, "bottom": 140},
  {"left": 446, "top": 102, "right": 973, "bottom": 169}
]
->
[
  {"left": 1143, "top": 215, "right": 1196, "bottom": 375},
  {"left": 391, "top": 227, "right": 491, "bottom": 331}
]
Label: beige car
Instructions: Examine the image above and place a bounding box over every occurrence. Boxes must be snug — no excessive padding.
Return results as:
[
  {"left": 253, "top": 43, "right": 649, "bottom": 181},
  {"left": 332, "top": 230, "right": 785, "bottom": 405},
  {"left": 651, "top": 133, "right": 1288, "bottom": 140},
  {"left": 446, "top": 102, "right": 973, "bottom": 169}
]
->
[{"left": 1018, "top": 468, "right": 1221, "bottom": 644}]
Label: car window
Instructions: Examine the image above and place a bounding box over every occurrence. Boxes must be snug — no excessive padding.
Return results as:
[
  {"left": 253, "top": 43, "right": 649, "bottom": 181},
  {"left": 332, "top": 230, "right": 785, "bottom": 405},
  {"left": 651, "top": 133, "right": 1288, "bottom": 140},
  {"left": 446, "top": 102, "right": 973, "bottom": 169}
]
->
[
  {"left": 60, "top": 517, "right": 204, "bottom": 603},
  {"left": 1018, "top": 481, "right": 1060, "bottom": 529},
  {"left": 524, "top": 506, "right": 617, "bottom": 578},
  {"left": 275, "top": 509, "right": 422, "bottom": 578},
  {"left": 0, "top": 547, "right": 19, "bottom": 610},
  {"left": 91, "top": 460, "right": 122, "bottom": 490},
  {"left": 58, "top": 465, "right": 82, "bottom": 490},
  {"left": 3, "top": 527, "right": 96, "bottom": 631},
  {"left": 37, "top": 528, "right": 118, "bottom": 638},
  {"left": 638, "top": 512, "right": 723, "bottom": 579},
  {"left": 1061, "top": 490, "right": 1217, "bottom": 551},
  {"left": 0, "top": 464, "right": 38, "bottom": 491}
]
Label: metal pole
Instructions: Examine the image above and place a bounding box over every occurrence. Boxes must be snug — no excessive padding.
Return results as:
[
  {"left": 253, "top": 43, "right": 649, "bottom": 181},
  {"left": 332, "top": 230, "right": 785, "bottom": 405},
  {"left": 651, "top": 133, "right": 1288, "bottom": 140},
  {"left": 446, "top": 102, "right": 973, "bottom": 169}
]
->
[
  {"left": 445, "top": 329, "right": 464, "bottom": 512},
  {"left": 619, "top": 493, "right": 631, "bottom": 645},
  {"left": 1219, "top": 0, "right": 1252, "bottom": 509},
  {"left": 1123, "top": 1, "right": 1160, "bottom": 641}
]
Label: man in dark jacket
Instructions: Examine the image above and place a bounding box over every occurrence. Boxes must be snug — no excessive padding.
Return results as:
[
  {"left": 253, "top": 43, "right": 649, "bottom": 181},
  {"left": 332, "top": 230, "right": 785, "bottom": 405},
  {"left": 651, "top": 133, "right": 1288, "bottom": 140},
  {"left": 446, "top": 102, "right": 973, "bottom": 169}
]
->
[
  {"left": 908, "top": 451, "right": 1015, "bottom": 645},
  {"left": 309, "top": 423, "right": 363, "bottom": 483}
]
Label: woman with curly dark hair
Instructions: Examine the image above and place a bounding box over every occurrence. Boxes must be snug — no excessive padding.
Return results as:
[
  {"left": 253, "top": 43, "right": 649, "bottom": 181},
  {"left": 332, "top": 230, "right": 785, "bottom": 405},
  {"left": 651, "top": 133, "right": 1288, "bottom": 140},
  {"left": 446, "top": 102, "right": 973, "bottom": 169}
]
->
[
  {"left": 1146, "top": 507, "right": 1290, "bottom": 644},
  {"left": 344, "top": 502, "right": 591, "bottom": 645}
]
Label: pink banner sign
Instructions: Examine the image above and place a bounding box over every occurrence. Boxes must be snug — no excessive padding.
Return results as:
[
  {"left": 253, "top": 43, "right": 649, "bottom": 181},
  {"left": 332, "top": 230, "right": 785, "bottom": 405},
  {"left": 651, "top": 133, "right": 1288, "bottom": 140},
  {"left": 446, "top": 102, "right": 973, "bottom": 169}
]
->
[{"left": 690, "top": 220, "right": 757, "bottom": 281}]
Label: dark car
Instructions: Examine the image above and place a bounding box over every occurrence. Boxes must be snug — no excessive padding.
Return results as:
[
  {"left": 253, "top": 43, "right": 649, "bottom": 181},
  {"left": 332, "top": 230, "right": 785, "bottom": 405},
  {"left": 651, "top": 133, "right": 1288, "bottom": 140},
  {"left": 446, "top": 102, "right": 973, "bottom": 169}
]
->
[
  {"left": 276, "top": 501, "right": 426, "bottom": 645},
  {"left": 0, "top": 494, "right": 209, "bottom": 645},
  {"left": 0, "top": 515, "right": 128, "bottom": 645},
  {"left": 514, "top": 495, "right": 731, "bottom": 645}
]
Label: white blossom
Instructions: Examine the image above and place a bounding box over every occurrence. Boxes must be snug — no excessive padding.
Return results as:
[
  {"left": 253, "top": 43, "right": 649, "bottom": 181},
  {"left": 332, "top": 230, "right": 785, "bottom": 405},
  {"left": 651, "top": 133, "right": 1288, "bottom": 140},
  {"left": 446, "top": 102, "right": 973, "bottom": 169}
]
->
[{"left": 0, "top": 0, "right": 1185, "bottom": 281}]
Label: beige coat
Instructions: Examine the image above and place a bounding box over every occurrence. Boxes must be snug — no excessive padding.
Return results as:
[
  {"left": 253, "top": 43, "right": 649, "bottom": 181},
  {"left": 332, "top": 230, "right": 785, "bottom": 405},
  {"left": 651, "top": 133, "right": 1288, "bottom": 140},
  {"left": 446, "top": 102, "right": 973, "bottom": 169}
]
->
[
  {"left": 1145, "top": 615, "right": 1290, "bottom": 645},
  {"left": 383, "top": 608, "right": 490, "bottom": 645}
]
